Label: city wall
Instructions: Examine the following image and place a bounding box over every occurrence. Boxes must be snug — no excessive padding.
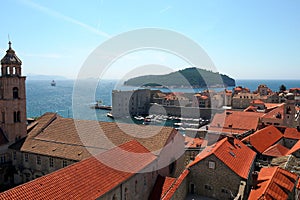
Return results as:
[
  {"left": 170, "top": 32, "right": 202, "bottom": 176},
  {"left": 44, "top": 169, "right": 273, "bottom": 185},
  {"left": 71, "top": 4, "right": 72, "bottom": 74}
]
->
[{"left": 148, "top": 104, "right": 224, "bottom": 119}]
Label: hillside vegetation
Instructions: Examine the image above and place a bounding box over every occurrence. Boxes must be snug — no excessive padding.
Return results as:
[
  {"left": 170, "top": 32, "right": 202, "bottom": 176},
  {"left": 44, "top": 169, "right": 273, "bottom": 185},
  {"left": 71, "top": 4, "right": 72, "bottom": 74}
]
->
[{"left": 124, "top": 67, "right": 235, "bottom": 88}]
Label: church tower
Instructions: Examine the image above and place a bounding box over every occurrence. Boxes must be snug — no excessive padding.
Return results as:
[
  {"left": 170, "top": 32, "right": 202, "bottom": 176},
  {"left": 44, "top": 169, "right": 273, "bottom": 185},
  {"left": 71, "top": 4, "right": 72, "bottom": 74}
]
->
[{"left": 0, "top": 41, "right": 27, "bottom": 144}]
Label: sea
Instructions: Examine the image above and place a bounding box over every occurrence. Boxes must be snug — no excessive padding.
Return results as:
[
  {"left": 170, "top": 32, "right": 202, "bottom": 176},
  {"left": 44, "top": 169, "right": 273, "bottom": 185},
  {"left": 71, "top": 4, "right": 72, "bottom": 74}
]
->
[{"left": 26, "top": 79, "right": 300, "bottom": 121}]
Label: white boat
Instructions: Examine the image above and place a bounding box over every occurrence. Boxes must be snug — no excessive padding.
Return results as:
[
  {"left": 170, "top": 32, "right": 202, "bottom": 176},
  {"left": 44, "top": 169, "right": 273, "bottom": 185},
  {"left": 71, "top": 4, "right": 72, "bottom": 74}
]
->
[{"left": 51, "top": 80, "right": 56, "bottom": 86}]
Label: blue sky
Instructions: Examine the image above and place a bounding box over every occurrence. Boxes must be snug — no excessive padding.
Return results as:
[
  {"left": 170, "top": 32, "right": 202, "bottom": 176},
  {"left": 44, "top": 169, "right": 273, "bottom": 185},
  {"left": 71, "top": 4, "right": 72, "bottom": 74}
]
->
[{"left": 0, "top": 0, "right": 299, "bottom": 80}]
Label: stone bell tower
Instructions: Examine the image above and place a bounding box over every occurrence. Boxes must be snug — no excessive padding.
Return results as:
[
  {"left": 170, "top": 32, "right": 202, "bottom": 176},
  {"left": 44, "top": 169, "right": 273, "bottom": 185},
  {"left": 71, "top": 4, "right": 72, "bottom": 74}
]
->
[{"left": 0, "top": 41, "right": 27, "bottom": 144}]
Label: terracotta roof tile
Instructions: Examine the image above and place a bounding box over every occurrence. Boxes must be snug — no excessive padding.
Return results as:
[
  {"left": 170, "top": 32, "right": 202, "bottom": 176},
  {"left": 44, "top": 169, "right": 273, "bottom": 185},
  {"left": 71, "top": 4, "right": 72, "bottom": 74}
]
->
[
  {"left": 262, "top": 104, "right": 284, "bottom": 120},
  {"left": 251, "top": 99, "right": 265, "bottom": 104},
  {"left": 287, "top": 140, "right": 300, "bottom": 155},
  {"left": 162, "top": 169, "right": 189, "bottom": 200},
  {"left": 248, "top": 167, "right": 297, "bottom": 200},
  {"left": 148, "top": 175, "right": 176, "bottom": 200},
  {"left": 149, "top": 169, "right": 189, "bottom": 200},
  {"left": 0, "top": 140, "right": 156, "bottom": 200},
  {"left": 184, "top": 137, "right": 204, "bottom": 148},
  {"left": 209, "top": 110, "right": 263, "bottom": 134},
  {"left": 262, "top": 143, "right": 289, "bottom": 157},
  {"left": 284, "top": 127, "right": 300, "bottom": 140},
  {"left": 189, "top": 137, "right": 256, "bottom": 179},
  {"left": 242, "top": 126, "right": 283, "bottom": 153},
  {"left": 18, "top": 113, "right": 177, "bottom": 160}
]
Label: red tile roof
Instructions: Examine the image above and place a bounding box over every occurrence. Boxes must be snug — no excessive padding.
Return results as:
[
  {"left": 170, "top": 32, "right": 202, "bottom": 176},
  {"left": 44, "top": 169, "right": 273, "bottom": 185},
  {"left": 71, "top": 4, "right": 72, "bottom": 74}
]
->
[
  {"left": 248, "top": 167, "right": 297, "bottom": 200},
  {"left": 17, "top": 113, "right": 177, "bottom": 160},
  {"left": 184, "top": 137, "right": 205, "bottom": 148},
  {"left": 162, "top": 169, "right": 189, "bottom": 200},
  {"left": 0, "top": 140, "right": 156, "bottom": 200},
  {"left": 287, "top": 140, "right": 300, "bottom": 155},
  {"left": 284, "top": 127, "right": 300, "bottom": 140},
  {"left": 262, "top": 143, "right": 289, "bottom": 157},
  {"left": 251, "top": 99, "right": 265, "bottom": 105},
  {"left": 244, "top": 105, "right": 258, "bottom": 112},
  {"left": 189, "top": 137, "right": 256, "bottom": 179},
  {"left": 242, "top": 126, "right": 283, "bottom": 153},
  {"left": 209, "top": 110, "right": 264, "bottom": 134},
  {"left": 148, "top": 175, "right": 176, "bottom": 200},
  {"left": 262, "top": 104, "right": 284, "bottom": 120}
]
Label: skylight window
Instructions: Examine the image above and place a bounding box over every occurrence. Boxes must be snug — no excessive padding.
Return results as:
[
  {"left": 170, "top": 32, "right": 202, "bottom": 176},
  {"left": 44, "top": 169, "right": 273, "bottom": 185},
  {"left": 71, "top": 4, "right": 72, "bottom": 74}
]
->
[{"left": 229, "top": 151, "right": 236, "bottom": 157}]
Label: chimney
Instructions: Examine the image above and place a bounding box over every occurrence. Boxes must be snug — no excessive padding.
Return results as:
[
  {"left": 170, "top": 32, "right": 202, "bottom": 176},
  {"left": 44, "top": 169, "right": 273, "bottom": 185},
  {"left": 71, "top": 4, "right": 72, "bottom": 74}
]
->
[
  {"left": 227, "top": 136, "right": 235, "bottom": 146},
  {"left": 252, "top": 171, "right": 259, "bottom": 189},
  {"left": 297, "top": 126, "right": 300, "bottom": 132}
]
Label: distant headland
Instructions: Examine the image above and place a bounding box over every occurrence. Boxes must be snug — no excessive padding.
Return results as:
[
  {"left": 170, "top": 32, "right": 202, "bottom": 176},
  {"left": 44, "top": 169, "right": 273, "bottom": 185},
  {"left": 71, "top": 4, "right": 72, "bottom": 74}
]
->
[{"left": 124, "top": 67, "right": 235, "bottom": 88}]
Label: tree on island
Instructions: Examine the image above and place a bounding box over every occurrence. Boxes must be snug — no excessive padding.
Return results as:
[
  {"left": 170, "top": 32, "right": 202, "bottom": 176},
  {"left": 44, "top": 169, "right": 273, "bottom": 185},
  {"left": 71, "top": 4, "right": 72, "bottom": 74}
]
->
[{"left": 279, "top": 84, "right": 286, "bottom": 92}]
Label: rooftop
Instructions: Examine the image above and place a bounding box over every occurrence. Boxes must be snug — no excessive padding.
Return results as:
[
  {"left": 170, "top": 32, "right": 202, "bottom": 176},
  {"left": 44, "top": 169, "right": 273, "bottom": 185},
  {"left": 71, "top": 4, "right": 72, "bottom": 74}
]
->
[
  {"left": 189, "top": 137, "right": 256, "bottom": 179},
  {"left": 0, "top": 140, "right": 156, "bottom": 199},
  {"left": 242, "top": 125, "right": 283, "bottom": 153},
  {"left": 248, "top": 167, "right": 297, "bottom": 200},
  {"left": 209, "top": 110, "right": 264, "bottom": 134},
  {"left": 11, "top": 113, "right": 178, "bottom": 161}
]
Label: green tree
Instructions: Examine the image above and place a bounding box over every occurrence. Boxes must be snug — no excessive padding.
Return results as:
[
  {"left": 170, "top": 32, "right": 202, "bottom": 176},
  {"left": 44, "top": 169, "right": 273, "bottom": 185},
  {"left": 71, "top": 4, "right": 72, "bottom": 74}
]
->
[{"left": 279, "top": 84, "right": 286, "bottom": 92}]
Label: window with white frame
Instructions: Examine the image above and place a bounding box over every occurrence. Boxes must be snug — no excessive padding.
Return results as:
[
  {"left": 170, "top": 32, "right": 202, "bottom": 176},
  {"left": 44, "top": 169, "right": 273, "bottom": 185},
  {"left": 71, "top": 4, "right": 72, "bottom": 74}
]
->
[{"left": 208, "top": 161, "right": 215, "bottom": 169}]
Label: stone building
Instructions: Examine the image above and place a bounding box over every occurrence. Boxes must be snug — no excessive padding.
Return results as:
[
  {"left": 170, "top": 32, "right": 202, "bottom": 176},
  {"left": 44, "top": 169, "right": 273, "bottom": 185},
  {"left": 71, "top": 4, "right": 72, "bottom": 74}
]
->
[
  {"left": 0, "top": 140, "right": 159, "bottom": 199},
  {"left": 8, "top": 112, "right": 184, "bottom": 185},
  {"left": 112, "top": 89, "right": 151, "bottom": 118},
  {"left": 0, "top": 42, "right": 27, "bottom": 187},
  {"left": 188, "top": 137, "right": 256, "bottom": 200}
]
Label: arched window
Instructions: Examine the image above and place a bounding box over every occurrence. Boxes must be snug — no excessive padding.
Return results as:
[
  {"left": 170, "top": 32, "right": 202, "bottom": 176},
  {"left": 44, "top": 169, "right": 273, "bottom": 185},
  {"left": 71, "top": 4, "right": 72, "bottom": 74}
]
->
[
  {"left": 13, "top": 111, "right": 21, "bottom": 123},
  {"left": 135, "top": 180, "right": 138, "bottom": 193},
  {"left": 13, "top": 87, "right": 19, "bottom": 99},
  {"left": 112, "top": 194, "right": 117, "bottom": 200},
  {"left": 124, "top": 188, "right": 128, "bottom": 200}
]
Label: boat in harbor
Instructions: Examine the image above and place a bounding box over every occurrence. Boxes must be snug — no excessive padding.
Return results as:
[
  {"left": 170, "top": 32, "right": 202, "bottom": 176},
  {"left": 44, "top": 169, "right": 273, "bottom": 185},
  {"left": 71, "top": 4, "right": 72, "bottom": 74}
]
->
[
  {"left": 106, "top": 112, "right": 114, "bottom": 119},
  {"left": 51, "top": 80, "right": 56, "bottom": 86},
  {"left": 91, "top": 100, "right": 112, "bottom": 110}
]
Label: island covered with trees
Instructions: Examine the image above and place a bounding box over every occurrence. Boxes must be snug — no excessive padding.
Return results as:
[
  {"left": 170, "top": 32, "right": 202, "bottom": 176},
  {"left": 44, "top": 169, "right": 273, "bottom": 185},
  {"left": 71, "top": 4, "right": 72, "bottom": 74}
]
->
[{"left": 124, "top": 67, "right": 236, "bottom": 88}]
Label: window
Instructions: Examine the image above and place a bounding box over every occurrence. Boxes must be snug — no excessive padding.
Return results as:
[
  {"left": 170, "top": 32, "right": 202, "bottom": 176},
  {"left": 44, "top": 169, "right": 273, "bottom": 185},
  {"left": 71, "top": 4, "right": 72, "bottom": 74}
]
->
[
  {"left": 221, "top": 188, "right": 230, "bottom": 193},
  {"left": 62, "top": 160, "right": 67, "bottom": 167},
  {"left": 208, "top": 161, "right": 215, "bottom": 169},
  {"left": 37, "top": 155, "right": 41, "bottom": 165},
  {"left": 49, "top": 157, "right": 54, "bottom": 167},
  {"left": 24, "top": 153, "right": 29, "bottom": 162},
  {"left": 13, "top": 111, "right": 21, "bottom": 123},
  {"left": 13, "top": 87, "right": 19, "bottom": 99},
  {"left": 13, "top": 151, "right": 16, "bottom": 160},
  {"left": 135, "top": 180, "right": 138, "bottom": 194},
  {"left": 204, "top": 184, "right": 213, "bottom": 190},
  {"left": 144, "top": 176, "right": 147, "bottom": 186},
  {"left": 112, "top": 194, "right": 117, "bottom": 200},
  {"left": 124, "top": 188, "right": 128, "bottom": 200},
  {"left": 0, "top": 155, "right": 6, "bottom": 164},
  {"left": 1, "top": 112, "right": 5, "bottom": 123}
]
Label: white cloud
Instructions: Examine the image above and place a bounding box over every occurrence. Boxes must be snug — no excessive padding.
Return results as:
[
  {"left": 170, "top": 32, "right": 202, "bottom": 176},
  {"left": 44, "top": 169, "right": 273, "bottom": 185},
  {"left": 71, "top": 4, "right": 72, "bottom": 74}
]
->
[
  {"left": 159, "top": 6, "right": 172, "bottom": 14},
  {"left": 19, "top": 0, "right": 111, "bottom": 38}
]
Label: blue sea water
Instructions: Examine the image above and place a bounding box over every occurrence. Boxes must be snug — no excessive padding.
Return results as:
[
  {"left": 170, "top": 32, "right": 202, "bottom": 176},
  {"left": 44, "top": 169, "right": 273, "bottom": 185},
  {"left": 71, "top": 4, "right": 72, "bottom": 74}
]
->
[{"left": 26, "top": 79, "right": 300, "bottom": 120}]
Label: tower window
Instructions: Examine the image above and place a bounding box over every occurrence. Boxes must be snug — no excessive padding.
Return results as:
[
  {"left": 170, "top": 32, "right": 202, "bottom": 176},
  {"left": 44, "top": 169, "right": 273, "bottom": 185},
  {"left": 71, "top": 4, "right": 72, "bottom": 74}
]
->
[
  {"left": 14, "top": 111, "right": 21, "bottom": 123},
  {"left": 1, "top": 112, "right": 5, "bottom": 123},
  {"left": 13, "top": 87, "right": 19, "bottom": 99}
]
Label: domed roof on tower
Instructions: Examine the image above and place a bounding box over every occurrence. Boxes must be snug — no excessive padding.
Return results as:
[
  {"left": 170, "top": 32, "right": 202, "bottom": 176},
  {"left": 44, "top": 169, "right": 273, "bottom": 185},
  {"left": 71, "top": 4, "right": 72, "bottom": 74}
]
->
[{"left": 1, "top": 41, "right": 22, "bottom": 65}]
